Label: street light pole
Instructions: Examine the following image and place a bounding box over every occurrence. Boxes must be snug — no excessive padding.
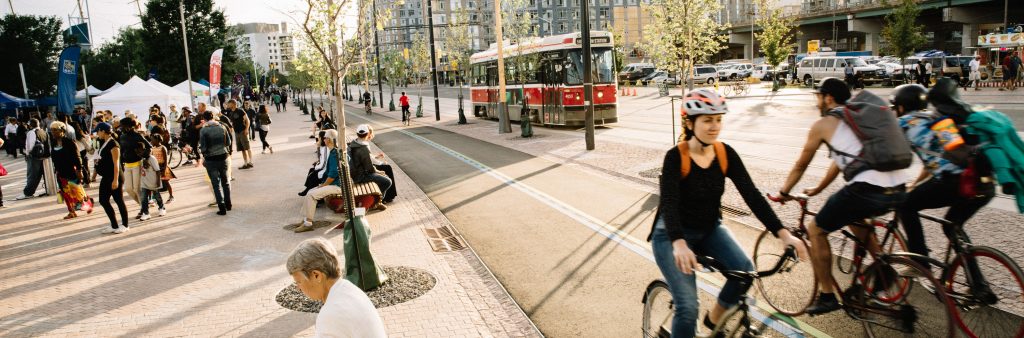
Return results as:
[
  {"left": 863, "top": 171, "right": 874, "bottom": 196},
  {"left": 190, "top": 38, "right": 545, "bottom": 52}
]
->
[
  {"left": 495, "top": 0, "right": 510, "bottom": 133},
  {"left": 581, "top": 0, "right": 595, "bottom": 150},
  {"left": 372, "top": 0, "right": 384, "bottom": 108},
  {"left": 426, "top": 0, "right": 441, "bottom": 121},
  {"left": 178, "top": 0, "right": 196, "bottom": 111}
]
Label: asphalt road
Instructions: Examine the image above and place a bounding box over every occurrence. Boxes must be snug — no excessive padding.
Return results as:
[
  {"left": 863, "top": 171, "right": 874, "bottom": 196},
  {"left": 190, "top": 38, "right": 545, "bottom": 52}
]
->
[{"left": 339, "top": 106, "right": 979, "bottom": 337}]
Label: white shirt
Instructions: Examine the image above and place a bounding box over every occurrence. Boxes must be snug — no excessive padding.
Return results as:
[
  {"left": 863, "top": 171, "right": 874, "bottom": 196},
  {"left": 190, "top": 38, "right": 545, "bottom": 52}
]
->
[
  {"left": 24, "top": 127, "right": 38, "bottom": 154},
  {"left": 925, "top": 63, "right": 933, "bottom": 73},
  {"left": 315, "top": 279, "right": 387, "bottom": 338},
  {"left": 830, "top": 121, "right": 909, "bottom": 187},
  {"left": 969, "top": 59, "right": 981, "bottom": 72},
  {"left": 4, "top": 124, "right": 17, "bottom": 135}
]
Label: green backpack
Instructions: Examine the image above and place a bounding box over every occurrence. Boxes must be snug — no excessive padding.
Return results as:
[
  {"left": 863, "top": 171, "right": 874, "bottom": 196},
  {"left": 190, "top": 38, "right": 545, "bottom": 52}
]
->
[{"left": 964, "top": 110, "right": 1024, "bottom": 213}]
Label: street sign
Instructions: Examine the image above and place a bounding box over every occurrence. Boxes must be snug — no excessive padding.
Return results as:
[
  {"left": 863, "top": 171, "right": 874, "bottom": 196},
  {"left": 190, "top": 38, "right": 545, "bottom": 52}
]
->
[{"left": 808, "top": 40, "right": 820, "bottom": 54}]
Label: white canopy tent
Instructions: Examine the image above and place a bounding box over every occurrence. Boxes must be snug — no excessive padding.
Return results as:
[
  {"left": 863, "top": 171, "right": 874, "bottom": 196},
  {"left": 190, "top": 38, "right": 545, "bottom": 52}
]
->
[
  {"left": 97, "top": 82, "right": 123, "bottom": 96},
  {"left": 75, "top": 85, "right": 103, "bottom": 99},
  {"left": 172, "top": 80, "right": 211, "bottom": 105},
  {"left": 92, "top": 76, "right": 189, "bottom": 125}
]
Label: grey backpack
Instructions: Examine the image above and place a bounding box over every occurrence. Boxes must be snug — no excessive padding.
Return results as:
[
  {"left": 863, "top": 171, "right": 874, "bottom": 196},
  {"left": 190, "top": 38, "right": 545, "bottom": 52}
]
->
[{"left": 826, "top": 91, "right": 914, "bottom": 181}]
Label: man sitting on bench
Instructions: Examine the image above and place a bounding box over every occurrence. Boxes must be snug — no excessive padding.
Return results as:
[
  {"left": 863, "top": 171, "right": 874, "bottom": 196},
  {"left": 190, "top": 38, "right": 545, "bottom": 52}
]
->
[
  {"left": 295, "top": 130, "right": 342, "bottom": 233},
  {"left": 349, "top": 124, "right": 392, "bottom": 211}
]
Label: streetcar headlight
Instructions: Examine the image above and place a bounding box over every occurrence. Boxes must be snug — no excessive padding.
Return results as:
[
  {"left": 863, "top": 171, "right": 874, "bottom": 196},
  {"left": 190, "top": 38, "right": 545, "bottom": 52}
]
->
[
  {"left": 598, "top": 92, "right": 604, "bottom": 99},
  {"left": 575, "top": 94, "right": 581, "bottom": 100}
]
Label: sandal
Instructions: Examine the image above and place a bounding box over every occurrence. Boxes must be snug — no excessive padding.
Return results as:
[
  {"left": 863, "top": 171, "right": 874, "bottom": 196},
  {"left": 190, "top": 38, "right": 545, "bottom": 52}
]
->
[{"left": 64, "top": 213, "right": 77, "bottom": 220}]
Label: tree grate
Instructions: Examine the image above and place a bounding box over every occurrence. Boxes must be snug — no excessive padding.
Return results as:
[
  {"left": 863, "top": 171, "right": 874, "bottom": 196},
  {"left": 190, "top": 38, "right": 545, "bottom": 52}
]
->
[{"left": 422, "top": 226, "right": 467, "bottom": 252}]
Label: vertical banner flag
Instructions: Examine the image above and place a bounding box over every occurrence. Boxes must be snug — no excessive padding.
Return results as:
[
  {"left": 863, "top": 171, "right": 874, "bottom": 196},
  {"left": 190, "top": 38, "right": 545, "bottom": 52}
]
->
[
  {"left": 209, "top": 48, "right": 224, "bottom": 103},
  {"left": 56, "top": 45, "right": 82, "bottom": 116}
]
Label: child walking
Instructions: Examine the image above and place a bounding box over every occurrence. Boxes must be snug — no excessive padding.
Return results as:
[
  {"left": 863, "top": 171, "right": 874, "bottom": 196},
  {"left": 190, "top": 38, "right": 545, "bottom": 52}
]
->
[
  {"left": 137, "top": 142, "right": 166, "bottom": 221},
  {"left": 150, "top": 134, "right": 176, "bottom": 203}
]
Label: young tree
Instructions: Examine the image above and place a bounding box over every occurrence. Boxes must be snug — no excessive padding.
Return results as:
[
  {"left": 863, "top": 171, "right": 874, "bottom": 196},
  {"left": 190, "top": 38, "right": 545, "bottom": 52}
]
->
[
  {"left": 501, "top": 0, "right": 540, "bottom": 131},
  {"left": 640, "top": 0, "right": 727, "bottom": 95},
  {"left": 881, "top": 0, "right": 926, "bottom": 84},
  {"left": 441, "top": 6, "right": 474, "bottom": 123},
  {"left": 0, "top": 14, "right": 64, "bottom": 97},
  {"left": 410, "top": 32, "right": 431, "bottom": 117},
  {"left": 755, "top": 0, "right": 797, "bottom": 91},
  {"left": 380, "top": 50, "right": 407, "bottom": 108}
]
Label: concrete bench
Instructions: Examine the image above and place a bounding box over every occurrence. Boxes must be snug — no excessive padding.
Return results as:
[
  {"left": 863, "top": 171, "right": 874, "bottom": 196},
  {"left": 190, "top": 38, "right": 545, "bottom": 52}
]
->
[{"left": 324, "top": 181, "right": 382, "bottom": 213}]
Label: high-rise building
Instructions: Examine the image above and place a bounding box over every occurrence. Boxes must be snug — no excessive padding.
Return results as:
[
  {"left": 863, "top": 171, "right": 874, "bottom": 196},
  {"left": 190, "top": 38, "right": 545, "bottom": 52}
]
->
[{"left": 233, "top": 22, "right": 296, "bottom": 75}]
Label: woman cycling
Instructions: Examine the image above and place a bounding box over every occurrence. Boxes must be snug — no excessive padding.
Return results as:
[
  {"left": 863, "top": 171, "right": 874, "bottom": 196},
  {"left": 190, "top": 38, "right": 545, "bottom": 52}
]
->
[{"left": 649, "top": 89, "right": 807, "bottom": 337}]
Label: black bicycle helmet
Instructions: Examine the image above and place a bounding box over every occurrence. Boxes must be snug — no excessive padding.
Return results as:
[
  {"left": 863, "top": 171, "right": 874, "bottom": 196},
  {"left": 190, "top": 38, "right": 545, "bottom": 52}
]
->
[
  {"left": 890, "top": 84, "right": 928, "bottom": 112},
  {"left": 814, "top": 77, "right": 851, "bottom": 104},
  {"left": 927, "top": 77, "right": 973, "bottom": 123}
]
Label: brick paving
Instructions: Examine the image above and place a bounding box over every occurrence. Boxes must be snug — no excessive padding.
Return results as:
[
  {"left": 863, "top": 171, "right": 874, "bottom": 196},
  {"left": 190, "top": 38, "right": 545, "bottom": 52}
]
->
[{"left": 0, "top": 104, "right": 540, "bottom": 337}]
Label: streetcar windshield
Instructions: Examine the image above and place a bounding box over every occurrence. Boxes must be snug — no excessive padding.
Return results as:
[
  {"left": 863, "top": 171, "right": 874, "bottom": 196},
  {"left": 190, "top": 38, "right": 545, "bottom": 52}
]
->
[{"left": 566, "top": 48, "right": 615, "bottom": 85}]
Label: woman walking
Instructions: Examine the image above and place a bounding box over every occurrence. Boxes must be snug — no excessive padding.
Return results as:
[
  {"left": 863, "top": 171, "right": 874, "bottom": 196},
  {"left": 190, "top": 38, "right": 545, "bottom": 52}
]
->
[
  {"left": 70, "top": 121, "right": 92, "bottom": 188},
  {"left": 118, "top": 117, "right": 150, "bottom": 218},
  {"left": 4, "top": 118, "right": 19, "bottom": 158},
  {"left": 49, "top": 121, "right": 93, "bottom": 219},
  {"left": 94, "top": 123, "right": 129, "bottom": 234},
  {"left": 256, "top": 104, "right": 273, "bottom": 154}
]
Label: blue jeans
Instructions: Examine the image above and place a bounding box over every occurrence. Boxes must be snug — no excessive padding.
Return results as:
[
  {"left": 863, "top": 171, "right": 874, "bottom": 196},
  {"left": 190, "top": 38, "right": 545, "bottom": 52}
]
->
[
  {"left": 23, "top": 156, "right": 44, "bottom": 196},
  {"left": 203, "top": 159, "right": 231, "bottom": 206},
  {"left": 651, "top": 219, "right": 754, "bottom": 338},
  {"left": 366, "top": 173, "right": 392, "bottom": 197},
  {"left": 140, "top": 188, "right": 164, "bottom": 215}
]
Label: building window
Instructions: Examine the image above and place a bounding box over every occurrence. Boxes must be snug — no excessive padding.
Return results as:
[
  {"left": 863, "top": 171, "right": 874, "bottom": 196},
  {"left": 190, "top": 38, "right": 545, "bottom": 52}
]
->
[
  {"left": 599, "top": 8, "right": 607, "bottom": 18},
  {"left": 468, "top": 1, "right": 475, "bottom": 8},
  {"left": 559, "top": 22, "right": 566, "bottom": 32}
]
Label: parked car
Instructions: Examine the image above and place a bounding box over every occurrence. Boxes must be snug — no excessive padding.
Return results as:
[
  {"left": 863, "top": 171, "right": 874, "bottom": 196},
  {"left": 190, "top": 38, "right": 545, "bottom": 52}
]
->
[
  {"left": 619, "top": 63, "right": 656, "bottom": 83},
  {"left": 876, "top": 62, "right": 904, "bottom": 81},
  {"left": 797, "top": 56, "right": 886, "bottom": 87},
  {"left": 640, "top": 70, "right": 668, "bottom": 85},
  {"left": 692, "top": 66, "right": 719, "bottom": 84},
  {"left": 718, "top": 63, "right": 754, "bottom": 80},
  {"left": 652, "top": 73, "right": 681, "bottom": 85}
]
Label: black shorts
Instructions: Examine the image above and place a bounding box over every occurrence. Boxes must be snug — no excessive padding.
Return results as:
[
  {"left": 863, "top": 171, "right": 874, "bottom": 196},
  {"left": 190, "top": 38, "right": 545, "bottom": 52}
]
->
[{"left": 815, "top": 182, "right": 907, "bottom": 232}]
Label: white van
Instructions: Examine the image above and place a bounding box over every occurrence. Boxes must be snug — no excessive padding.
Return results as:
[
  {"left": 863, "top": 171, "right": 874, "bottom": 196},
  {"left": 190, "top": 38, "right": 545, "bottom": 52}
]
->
[{"left": 797, "top": 56, "right": 886, "bottom": 87}]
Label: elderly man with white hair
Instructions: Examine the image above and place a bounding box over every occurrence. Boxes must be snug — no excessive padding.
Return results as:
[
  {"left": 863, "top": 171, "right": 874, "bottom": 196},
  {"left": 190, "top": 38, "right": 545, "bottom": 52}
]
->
[
  {"left": 286, "top": 238, "right": 386, "bottom": 338},
  {"left": 294, "top": 129, "right": 342, "bottom": 233}
]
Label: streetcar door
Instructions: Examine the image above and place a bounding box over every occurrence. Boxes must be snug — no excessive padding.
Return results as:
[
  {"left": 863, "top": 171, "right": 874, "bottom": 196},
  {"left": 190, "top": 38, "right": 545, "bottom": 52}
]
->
[
  {"left": 486, "top": 63, "right": 498, "bottom": 119},
  {"left": 540, "top": 54, "right": 564, "bottom": 125}
]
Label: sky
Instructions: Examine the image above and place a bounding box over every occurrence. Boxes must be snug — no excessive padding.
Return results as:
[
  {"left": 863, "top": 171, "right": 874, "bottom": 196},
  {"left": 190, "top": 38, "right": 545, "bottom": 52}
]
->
[{"left": 6, "top": 0, "right": 359, "bottom": 47}]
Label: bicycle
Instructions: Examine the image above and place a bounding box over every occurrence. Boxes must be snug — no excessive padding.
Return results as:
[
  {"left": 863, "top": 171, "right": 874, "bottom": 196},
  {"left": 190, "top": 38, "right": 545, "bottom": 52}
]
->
[
  {"left": 909, "top": 213, "right": 1024, "bottom": 338},
  {"left": 167, "top": 134, "right": 198, "bottom": 169},
  {"left": 642, "top": 247, "right": 801, "bottom": 338},
  {"left": 402, "top": 105, "right": 411, "bottom": 126},
  {"left": 364, "top": 100, "right": 372, "bottom": 115},
  {"left": 754, "top": 193, "right": 957, "bottom": 337},
  {"left": 723, "top": 80, "right": 749, "bottom": 97}
]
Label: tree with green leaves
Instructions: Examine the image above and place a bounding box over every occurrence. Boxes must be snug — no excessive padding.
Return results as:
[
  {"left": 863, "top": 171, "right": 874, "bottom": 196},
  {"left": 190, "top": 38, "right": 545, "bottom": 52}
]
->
[
  {"left": 0, "top": 14, "right": 64, "bottom": 98},
  {"left": 442, "top": 6, "right": 474, "bottom": 123},
  {"left": 639, "top": 0, "right": 727, "bottom": 95},
  {"left": 79, "top": 27, "right": 147, "bottom": 90},
  {"left": 139, "top": 0, "right": 238, "bottom": 85},
  {"left": 501, "top": 0, "right": 539, "bottom": 132},
  {"left": 607, "top": 23, "right": 626, "bottom": 79},
  {"left": 881, "top": 0, "right": 926, "bottom": 84},
  {"left": 380, "top": 50, "right": 407, "bottom": 107},
  {"left": 410, "top": 32, "right": 431, "bottom": 117},
  {"left": 755, "top": 0, "right": 797, "bottom": 91}
]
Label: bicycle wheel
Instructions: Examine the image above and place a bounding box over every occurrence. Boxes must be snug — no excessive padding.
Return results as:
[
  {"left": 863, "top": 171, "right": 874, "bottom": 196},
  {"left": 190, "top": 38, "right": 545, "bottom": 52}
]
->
[
  {"left": 642, "top": 280, "right": 673, "bottom": 338},
  {"left": 944, "top": 246, "right": 1024, "bottom": 338},
  {"left": 837, "top": 221, "right": 909, "bottom": 275},
  {"left": 168, "top": 148, "right": 183, "bottom": 169},
  {"left": 862, "top": 256, "right": 955, "bottom": 337},
  {"left": 752, "top": 229, "right": 816, "bottom": 316},
  {"left": 708, "top": 303, "right": 791, "bottom": 338}
]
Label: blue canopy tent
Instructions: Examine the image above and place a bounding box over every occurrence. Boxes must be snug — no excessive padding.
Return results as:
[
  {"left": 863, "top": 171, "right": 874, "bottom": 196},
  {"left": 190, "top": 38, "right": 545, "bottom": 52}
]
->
[
  {"left": 36, "top": 95, "right": 85, "bottom": 108},
  {"left": 0, "top": 91, "right": 36, "bottom": 110}
]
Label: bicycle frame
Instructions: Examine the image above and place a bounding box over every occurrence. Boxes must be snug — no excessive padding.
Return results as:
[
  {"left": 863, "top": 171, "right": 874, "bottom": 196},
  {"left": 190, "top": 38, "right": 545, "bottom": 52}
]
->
[{"left": 918, "top": 213, "right": 996, "bottom": 306}]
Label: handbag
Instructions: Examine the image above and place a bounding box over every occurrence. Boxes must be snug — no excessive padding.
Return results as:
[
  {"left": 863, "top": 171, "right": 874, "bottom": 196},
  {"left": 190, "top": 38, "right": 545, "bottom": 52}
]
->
[
  {"left": 0, "top": 161, "right": 7, "bottom": 176},
  {"left": 958, "top": 157, "right": 995, "bottom": 199}
]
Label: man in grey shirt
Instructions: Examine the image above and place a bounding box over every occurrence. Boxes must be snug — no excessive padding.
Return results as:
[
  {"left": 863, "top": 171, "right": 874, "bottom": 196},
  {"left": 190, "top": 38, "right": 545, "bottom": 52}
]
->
[{"left": 198, "top": 111, "right": 233, "bottom": 215}]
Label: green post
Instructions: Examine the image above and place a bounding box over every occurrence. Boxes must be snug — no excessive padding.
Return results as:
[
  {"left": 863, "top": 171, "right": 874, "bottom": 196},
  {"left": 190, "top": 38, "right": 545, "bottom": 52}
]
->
[
  {"left": 520, "top": 105, "right": 533, "bottom": 137},
  {"left": 372, "top": 95, "right": 377, "bottom": 107},
  {"left": 389, "top": 99, "right": 395, "bottom": 111},
  {"left": 416, "top": 96, "right": 423, "bottom": 117}
]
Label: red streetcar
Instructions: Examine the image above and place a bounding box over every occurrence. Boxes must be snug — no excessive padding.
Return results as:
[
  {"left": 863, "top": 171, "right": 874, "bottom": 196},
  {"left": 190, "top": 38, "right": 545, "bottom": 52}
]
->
[{"left": 468, "top": 31, "right": 618, "bottom": 126}]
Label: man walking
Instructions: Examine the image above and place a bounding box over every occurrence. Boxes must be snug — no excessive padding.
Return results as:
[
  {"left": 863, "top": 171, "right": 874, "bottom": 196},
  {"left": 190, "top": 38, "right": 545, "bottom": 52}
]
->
[
  {"left": 16, "top": 119, "right": 48, "bottom": 200},
  {"left": 198, "top": 111, "right": 232, "bottom": 215},
  {"left": 224, "top": 100, "right": 254, "bottom": 169},
  {"left": 1002, "top": 51, "right": 1021, "bottom": 91},
  {"left": 968, "top": 55, "right": 982, "bottom": 91},
  {"left": 273, "top": 92, "right": 282, "bottom": 112}
]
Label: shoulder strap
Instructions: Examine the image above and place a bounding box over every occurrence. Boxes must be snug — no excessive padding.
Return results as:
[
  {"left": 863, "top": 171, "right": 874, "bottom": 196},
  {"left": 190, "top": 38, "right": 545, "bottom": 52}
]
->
[
  {"left": 714, "top": 142, "right": 728, "bottom": 175},
  {"left": 677, "top": 142, "right": 691, "bottom": 178},
  {"left": 678, "top": 142, "right": 729, "bottom": 178}
]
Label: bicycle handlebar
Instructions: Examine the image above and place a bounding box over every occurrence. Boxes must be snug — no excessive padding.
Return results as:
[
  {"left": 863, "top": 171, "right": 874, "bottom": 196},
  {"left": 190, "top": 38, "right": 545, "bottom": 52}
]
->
[{"left": 697, "top": 246, "right": 798, "bottom": 282}]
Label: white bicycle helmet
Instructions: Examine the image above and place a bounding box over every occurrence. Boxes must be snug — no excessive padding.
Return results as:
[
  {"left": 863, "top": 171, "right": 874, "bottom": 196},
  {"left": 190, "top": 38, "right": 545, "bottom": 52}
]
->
[{"left": 680, "top": 89, "right": 728, "bottom": 117}]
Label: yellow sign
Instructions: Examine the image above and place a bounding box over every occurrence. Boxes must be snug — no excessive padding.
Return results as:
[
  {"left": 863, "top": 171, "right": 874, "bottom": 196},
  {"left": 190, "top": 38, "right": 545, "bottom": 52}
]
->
[
  {"left": 451, "top": 60, "right": 458, "bottom": 69},
  {"left": 404, "top": 48, "right": 409, "bottom": 60},
  {"left": 808, "top": 40, "right": 820, "bottom": 54}
]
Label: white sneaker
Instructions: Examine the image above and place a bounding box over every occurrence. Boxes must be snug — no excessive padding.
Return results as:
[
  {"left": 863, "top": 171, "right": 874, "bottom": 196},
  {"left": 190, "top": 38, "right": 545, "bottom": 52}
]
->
[
  {"left": 15, "top": 194, "right": 32, "bottom": 200},
  {"left": 139, "top": 213, "right": 151, "bottom": 221},
  {"left": 114, "top": 226, "right": 128, "bottom": 234},
  {"left": 158, "top": 208, "right": 166, "bottom": 216},
  {"left": 101, "top": 227, "right": 118, "bottom": 234}
]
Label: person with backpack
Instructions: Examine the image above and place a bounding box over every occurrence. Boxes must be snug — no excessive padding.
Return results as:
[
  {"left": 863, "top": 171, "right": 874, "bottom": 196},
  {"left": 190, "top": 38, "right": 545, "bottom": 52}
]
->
[
  {"left": 892, "top": 83, "right": 995, "bottom": 270},
  {"left": 17, "top": 118, "right": 49, "bottom": 200},
  {"left": 118, "top": 117, "right": 150, "bottom": 217},
  {"left": 198, "top": 111, "right": 233, "bottom": 215},
  {"left": 648, "top": 89, "right": 807, "bottom": 337},
  {"left": 776, "top": 77, "right": 912, "bottom": 315}
]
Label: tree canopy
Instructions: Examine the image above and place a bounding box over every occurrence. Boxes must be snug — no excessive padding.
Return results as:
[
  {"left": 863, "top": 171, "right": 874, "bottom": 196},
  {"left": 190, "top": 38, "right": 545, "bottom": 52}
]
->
[{"left": 0, "top": 14, "right": 64, "bottom": 97}]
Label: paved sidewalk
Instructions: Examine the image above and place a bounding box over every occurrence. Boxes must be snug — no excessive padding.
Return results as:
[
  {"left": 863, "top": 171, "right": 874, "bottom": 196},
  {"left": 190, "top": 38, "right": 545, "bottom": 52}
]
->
[{"left": 0, "top": 104, "right": 540, "bottom": 337}]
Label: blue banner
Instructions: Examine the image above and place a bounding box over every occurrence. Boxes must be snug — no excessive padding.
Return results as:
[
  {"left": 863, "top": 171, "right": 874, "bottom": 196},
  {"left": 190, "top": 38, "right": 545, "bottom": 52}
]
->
[
  {"left": 56, "top": 45, "right": 81, "bottom": 116},
  {"left": 148, "top": 67, "right": 158, "bottom": 80}
]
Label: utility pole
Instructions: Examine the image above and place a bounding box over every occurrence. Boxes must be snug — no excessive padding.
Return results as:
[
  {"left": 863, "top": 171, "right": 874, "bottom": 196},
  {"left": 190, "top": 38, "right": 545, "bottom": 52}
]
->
[
  {"left": 131, "top": 0, "right": 143, "bottom": 18},
  {"left": 7, "top": 0, "right": 13, "bottom": 14},
  {"left": 19, "top": 63, "right": 29, "bottom": 99},
  {"left": 179, "top": 0, "right": 196, "bottom": 110},
  {"left": 749, "top": 5, "right": 755, "bottom": 60},
  {"left": 426, "top": 0, "right": 441, "bottom": 121},
  {"left": 372, "top": 0, "right": 384, "bottom": 108},
  {"left": 581, "top": 0, "right": 595, "bottom": 150},
  {"left": 495, "top": 0, "right": 510, "bottom": 133},
  {"left": 1005, "top": 0, "right": 1009, "bottom": 33}
]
